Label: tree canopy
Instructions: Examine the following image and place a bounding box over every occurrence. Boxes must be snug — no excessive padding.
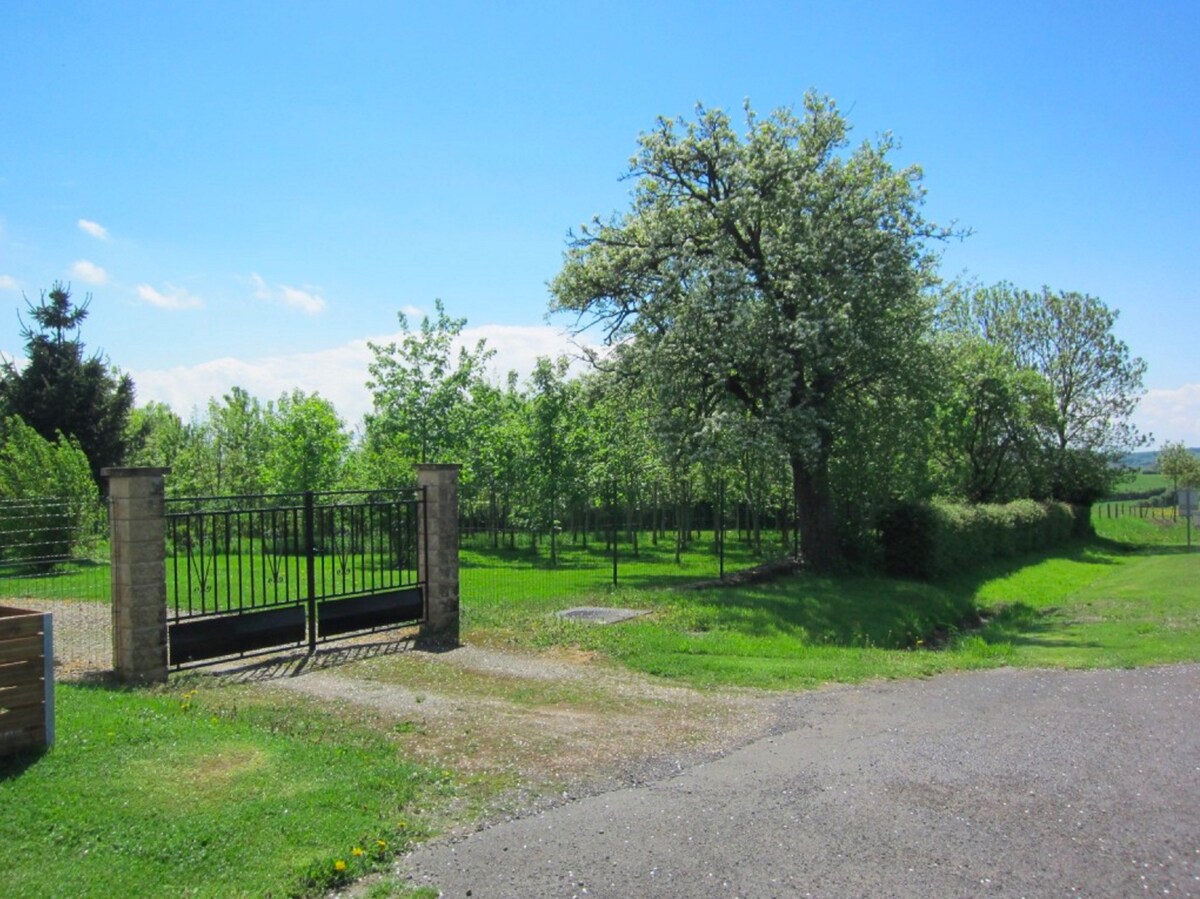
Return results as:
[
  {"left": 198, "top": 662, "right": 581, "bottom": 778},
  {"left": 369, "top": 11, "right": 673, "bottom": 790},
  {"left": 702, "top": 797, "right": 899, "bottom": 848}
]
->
[
  {"left": 1157, "top": 442, "right": 1200, "bottom": 494},
  {"left": 940, "top": 283, "right": 1147, "bottom": 504},
  {"left": 550, "top": 95, "right": 952, "bottom": 570},
  {"left": 366, "top": 299, "right": 494, "bottom": 482},
  {"left": 0, "top": 283, "right": 135, "bottom": 483}
]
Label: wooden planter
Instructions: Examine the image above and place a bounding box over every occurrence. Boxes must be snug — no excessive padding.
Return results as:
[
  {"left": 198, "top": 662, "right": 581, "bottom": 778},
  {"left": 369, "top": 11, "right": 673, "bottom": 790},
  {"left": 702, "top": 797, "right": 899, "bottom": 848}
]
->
[{"left": 0, "top": 606, "right": 54, "bottom": 755}]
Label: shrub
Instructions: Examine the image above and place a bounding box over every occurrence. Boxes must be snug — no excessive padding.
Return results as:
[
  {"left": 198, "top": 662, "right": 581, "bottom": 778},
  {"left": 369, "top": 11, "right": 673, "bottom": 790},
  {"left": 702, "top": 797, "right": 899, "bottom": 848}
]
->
[
  {"left": 879, "top": 497, "right": 1077, "bottom": 580},
  {"left": 0, "top": 415, "right": 99, "bottom": 570}
]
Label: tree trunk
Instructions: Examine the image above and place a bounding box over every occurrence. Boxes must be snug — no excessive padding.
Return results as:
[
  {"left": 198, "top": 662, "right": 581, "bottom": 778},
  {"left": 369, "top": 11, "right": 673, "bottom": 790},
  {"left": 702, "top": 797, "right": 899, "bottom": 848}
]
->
[{"left": 792, "top": 454, "right": 840, "bottom": 572}]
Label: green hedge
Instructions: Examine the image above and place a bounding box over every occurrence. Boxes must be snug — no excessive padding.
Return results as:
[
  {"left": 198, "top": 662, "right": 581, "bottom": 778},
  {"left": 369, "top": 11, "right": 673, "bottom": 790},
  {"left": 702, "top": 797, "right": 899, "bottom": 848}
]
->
[{"left": 879, "top": 498, "right": 1080, "bottom": 580}]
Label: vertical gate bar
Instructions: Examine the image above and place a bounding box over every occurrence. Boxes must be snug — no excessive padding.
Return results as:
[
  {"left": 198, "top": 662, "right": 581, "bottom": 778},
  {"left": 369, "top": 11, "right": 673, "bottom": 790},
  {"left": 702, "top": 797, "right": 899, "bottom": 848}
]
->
[
  {"left": 247, "top": 508, "right": 256, "bottom": 608},
  {"left": 224, "top": 512, "right": 233, "bottom": 613},
  {"left": 407, "top": 497, "right": 415, "bottom": 586},
  {"left": 186, "top": 514, "right": 196, "bottom": 616},
  {"left": 305, "top": 491, "right": 316, "bottom": 651}
]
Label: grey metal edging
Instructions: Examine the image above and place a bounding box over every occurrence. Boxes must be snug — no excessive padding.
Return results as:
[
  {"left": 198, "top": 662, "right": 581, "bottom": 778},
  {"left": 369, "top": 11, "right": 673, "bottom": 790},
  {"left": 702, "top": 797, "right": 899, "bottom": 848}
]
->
[{"left": 43, "top": 612, "right": 54, "bottom": 746}]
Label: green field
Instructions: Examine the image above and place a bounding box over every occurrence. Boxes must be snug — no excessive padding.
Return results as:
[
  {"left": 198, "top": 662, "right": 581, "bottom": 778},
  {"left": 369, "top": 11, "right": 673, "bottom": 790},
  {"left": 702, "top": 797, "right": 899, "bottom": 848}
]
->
[{"left": 1112, "top": 469, "right": 1170, "bottom": 493}]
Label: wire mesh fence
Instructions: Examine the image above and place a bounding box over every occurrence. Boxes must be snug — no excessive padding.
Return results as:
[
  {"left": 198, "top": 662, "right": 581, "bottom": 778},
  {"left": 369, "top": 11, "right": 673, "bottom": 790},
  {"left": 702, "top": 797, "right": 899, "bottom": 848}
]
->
[
  {"left": 0, "top": 496, "right": 111, "bottom": 679},
  {"left": 460, "top": 501, "right": 796, "bottom": 631}
]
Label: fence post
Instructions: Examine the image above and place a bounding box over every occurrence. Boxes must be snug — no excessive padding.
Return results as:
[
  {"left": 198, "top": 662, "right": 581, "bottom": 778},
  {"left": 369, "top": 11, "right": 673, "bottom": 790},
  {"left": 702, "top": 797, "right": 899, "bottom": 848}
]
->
[
  {"left": 103, "top": 467, "right": 170, "bottom": 684},
  {"left": 416, "top": 464, "right": 461, "bottom": 646}
]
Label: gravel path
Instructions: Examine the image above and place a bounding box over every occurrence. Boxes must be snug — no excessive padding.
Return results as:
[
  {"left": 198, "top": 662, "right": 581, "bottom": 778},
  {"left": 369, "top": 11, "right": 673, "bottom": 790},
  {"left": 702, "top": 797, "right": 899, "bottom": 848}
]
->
[
  {"left": 399, "top": 664, "right": 1200, "bottom": 898},
  {"left": 5, "top": 597, "right": 111, "bottom": 678}
]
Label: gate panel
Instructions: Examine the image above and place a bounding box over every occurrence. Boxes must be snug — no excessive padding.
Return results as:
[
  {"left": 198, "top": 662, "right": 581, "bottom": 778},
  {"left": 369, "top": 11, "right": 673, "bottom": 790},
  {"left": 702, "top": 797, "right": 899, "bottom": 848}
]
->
[
  {"left": 317, "top": 587, "right": 423, "bottom": 638},
  {"left": 166, "top": 489, "right": 424, "bottom": 668},
  {"left": 168, "top": 606, "right": 306, "bottom": 666}
]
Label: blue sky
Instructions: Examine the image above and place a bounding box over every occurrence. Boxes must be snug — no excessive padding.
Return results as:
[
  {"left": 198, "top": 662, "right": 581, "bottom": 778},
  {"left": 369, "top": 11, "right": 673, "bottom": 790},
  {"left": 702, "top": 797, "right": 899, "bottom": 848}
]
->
[{"left": 1, "top": 1, "right": 1197, "bottom": 443}]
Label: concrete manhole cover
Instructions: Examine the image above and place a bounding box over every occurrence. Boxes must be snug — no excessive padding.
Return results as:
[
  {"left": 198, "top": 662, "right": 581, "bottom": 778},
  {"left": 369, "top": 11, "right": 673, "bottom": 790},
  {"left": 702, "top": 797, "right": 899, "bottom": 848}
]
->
[{"left": 556, "top": 607, "right": 650, "bottom": 625}]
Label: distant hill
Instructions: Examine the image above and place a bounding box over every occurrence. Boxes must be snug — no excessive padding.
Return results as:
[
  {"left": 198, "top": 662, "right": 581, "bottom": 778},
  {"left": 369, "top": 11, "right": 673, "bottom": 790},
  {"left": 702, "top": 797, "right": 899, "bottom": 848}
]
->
[{"left": 1124, "top": 447, "right": 1200, "bottom": 471}]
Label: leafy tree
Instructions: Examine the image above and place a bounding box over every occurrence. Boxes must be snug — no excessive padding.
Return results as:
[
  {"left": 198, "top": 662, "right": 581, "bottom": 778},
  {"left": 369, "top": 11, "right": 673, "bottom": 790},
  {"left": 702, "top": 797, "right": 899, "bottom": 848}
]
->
[
  {"left": 550, "top": 96, "right": 951, "bottom": 570},
  {"left": 1157, "top": 441, "right": 1200, "bottom": 495},
  {"left": 366, "top": 300, "right": 494, "bottom": 477},
  {"left": 931, "top": 338, "right": 1054, "bottom": 503},
  {"left": 263, "top": 390, "right": 349, "bottom": 494},
  {"left": 942, "top": 283, "right": 1147, "bottom": 503},
  {"left": 209, "top": 387, "right": 271, "bottom": 495},
  {"left": 168, "top": 387, "right": 271, "bottom": 496},
  {"left": 460, "top": 373, "right": 531, "bottom": 545},
  {"left": 124, "top": 402, "right": 189, "bottom": 469},
  {"left": 0, "top": 415, "right": 97, "bottom": 569},
  {"left": 0, "top": 283, "right": 135, "bottom": 483},
  {"left": 526, "top": 356, "right": 584, "bottom": 564}
]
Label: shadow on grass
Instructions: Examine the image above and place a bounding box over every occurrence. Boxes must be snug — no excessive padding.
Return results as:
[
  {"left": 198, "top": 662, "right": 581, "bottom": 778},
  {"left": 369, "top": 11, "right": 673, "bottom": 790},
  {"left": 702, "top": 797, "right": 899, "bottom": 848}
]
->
[
  {"left": 656, "top": 572, "right": 967, "bottom": 649},
  {"left": 0, "top": 746, "right": 47, "bottom": 781},
  {"left": 635, "top": 536, "right": 1137, "bottom": 653},
  {"left": 461, "top": 539, "right": 782, "bottom": 594},
  {"left": 972, "top": 601, "right": 1101, "bottom": 650}
]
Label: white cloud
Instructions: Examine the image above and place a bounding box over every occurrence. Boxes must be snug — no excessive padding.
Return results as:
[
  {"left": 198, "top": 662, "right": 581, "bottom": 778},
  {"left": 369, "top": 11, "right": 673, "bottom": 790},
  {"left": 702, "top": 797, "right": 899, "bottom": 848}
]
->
[
  {"left": 71, "top": 259, "right": 109, "bottom": 284},
  {"left": 136, "top": 283, "right": 204, "bottom": 310},
  {"left": 401, "top": 304, "right": 424, "bottom": 318},
  {"left": 0, "top": 275, "right": 17, "bottom": 290},
  {"left": 461, "top": 323, "right": 602, "bottom": 384},
  {"left": 249, "top": 272, "right": 326, "bottom": 315},
  {"left": 1136, "top": 384, "right": 1200, "bottom": 447},
  {"left": 77, "top": 219, "right": 109, "bottom": 240},
  {"left": 132, "top": 324, "right": 603, "bottom": 426}
]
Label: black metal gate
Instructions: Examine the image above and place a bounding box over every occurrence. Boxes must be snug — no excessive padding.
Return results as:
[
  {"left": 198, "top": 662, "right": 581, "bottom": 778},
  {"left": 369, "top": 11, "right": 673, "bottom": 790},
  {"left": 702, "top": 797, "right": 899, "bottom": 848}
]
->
[{"left": 165, "top": 489, "right": 424, "bottom": 668}]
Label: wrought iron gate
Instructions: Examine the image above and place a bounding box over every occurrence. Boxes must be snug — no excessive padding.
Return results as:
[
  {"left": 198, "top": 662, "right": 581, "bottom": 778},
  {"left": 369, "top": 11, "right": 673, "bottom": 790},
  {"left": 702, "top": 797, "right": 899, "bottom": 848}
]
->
[{"left": 165, "top": 489, "right": 424, "bottom": 668}]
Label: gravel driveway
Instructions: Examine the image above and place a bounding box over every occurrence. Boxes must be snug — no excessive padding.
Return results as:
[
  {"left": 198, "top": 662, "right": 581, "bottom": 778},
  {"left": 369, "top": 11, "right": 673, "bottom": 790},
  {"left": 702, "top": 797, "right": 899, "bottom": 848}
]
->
[{"left": 400, "top": 665, "right": 1200, "bottom": 898}]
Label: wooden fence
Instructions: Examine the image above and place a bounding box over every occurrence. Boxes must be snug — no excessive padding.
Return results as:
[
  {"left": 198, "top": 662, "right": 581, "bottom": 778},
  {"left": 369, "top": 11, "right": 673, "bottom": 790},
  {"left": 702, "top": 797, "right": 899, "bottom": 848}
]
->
[{"left": 0, "top": 606, "right": 54, "bottom": 755}]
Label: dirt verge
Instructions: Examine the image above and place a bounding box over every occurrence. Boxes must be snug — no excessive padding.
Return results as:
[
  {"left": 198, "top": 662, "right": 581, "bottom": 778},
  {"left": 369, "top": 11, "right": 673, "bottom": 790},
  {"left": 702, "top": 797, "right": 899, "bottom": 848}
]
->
[{"left": 246, "top": 640, "right": 788, "bottom": 824}]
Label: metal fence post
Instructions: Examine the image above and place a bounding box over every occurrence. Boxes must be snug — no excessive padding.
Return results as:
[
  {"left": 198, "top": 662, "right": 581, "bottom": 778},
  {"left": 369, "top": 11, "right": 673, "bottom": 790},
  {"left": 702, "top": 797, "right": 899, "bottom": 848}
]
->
[
  {"left": 610, "top": 484, "right": 618, "bottom": 588},
  {"left": 103, "top": 467, "right": 170, "bottom": 684},
  {"left": 417, "top": 464, "right": 461, "bottom": 646},
  {"left": 718, "top": 480, "right": 726, "bottom": 581}
]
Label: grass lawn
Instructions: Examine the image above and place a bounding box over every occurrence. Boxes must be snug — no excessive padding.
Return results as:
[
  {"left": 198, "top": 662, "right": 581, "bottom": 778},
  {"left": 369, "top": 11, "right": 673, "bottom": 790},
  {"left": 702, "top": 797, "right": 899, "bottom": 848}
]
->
[
  {"left": 461, "top": 529, "right": 781, "bottom": 619},
  {"left": 463, "top": 513, "right": 1200, "bottom": 689},
  {"left": 0, "top": 683, "right": 453, "bottom": 898}
]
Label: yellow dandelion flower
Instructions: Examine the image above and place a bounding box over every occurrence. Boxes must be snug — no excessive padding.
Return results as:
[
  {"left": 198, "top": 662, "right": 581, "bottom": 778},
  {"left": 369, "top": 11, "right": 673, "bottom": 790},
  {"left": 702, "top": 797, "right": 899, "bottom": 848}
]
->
[
  {"left": 352, "top": 847, "right": 364, "bottom": 857},
  {"left": 376, "top": 839, "right": 388, "bottom": 850},
  {"left": 334, "top": 860, "right": 346, "bottom": 872}
]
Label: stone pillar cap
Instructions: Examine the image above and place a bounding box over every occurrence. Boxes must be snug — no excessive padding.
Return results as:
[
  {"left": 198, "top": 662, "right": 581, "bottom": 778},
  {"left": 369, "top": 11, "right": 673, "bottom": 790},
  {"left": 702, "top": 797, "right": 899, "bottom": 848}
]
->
[{"left": 101, "top": 467, "right": 172, "bottom": 478}]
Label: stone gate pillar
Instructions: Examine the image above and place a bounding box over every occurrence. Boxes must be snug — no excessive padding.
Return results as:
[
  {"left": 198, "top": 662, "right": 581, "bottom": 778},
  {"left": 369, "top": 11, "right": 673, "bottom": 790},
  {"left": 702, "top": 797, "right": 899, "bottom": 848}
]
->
[
  {"left": 102, "top": 467, "right": 170, "bottom": 683},
  {"left": 416, "top": 464, "right": 460, "bottom": 646}
]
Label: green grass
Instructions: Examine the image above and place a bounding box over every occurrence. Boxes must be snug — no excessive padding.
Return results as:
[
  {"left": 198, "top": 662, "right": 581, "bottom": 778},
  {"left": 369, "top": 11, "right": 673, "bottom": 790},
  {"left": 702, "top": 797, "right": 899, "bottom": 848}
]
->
[
  {"left": 0, "top": 682, "right": 455, "bottom": 898},
  {"left": 1111, "top": 469, "right": 1170, "bottom": 493},
  {"left": 0, "top": 557, "right": 111, "bottom": 604},
  {"left": 461, "top": 529, "right": 783, "bottom": 623},
  {"left": 463, "top": 513, "right": 1200, "bottom": 689},
  {"left": 3, "top": 510, "right": 1195, "bottom": 897}
]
